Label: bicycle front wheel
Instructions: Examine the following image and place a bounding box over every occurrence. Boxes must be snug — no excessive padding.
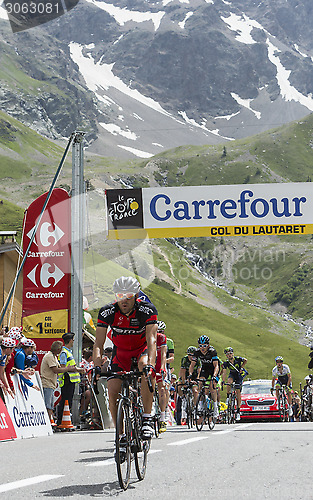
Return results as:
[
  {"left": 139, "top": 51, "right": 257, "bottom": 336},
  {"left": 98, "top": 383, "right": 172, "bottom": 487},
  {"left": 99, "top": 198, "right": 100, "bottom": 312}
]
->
[
  {"left": 208, "top": 400, "right": 216, "bottom": 430},
  {"left": 115, "top": 398, "right": 131, "bottom": 490},
  {"left": 195, "top": 392, "right": 206, "bottom": 431},
  {"left": 134, "top": 438, "right": 150, "bottom": 481},
  {"left": 227, "top": 394, "right": 236, "bottom": 424},
  {"left": 187, "top": 393, "right": 195, "bottom": 428}
]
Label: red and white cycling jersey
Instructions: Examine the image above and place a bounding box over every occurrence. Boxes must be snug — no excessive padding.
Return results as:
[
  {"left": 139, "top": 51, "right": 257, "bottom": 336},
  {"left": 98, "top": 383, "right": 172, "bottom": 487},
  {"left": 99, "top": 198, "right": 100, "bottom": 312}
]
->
[{"left": 97, "top": 300, "right": 158, "bottom": 351}]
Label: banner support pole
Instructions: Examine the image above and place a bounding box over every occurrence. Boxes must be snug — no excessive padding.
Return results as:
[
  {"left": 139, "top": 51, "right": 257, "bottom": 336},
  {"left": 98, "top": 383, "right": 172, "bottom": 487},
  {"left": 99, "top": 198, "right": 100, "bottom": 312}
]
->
[{"left": 70, "top": 131, "right": 85, "bottom": 425}]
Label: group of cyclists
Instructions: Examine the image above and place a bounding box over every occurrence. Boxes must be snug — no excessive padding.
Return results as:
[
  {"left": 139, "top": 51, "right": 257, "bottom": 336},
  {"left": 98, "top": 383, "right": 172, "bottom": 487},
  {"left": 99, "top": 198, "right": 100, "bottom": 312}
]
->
[
  {"left": 178, "top": 338, "right": 247, "bottom": 422},
  {"left": 92, "top": 275, "right": 304, "bottom": 463}
]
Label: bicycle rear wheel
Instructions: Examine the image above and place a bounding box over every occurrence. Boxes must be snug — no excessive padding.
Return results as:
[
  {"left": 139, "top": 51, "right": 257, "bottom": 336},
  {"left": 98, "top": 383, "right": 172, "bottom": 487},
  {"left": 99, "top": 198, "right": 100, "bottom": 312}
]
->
[
  {"left": 115, "top": 398, "right": 131, "bottom": 490},
  {"left": 195, "top": 392, "right": 206, "bottom": 431},
  {"left": 152, "top": 393, "right": 160, "bottom": 438}
]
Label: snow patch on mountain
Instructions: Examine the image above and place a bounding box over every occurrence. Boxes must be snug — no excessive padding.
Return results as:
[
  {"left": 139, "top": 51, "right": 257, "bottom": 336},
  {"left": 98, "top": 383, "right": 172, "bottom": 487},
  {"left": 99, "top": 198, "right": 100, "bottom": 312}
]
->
[
  {"left": 84, "top": 0, "right": 165, "bottom": 30},
  {"left": 69, "top": 43, "right": 173, "bottom": 116},
  {"left": 99, "top": 123, "right": 138, "bottom": 140},
  {"left": 117, "top": 145, "right": 154, "bottom": 158},
  {"left": 178, "top": 11, "right": 193, "bottom": 29},
  {"left": 231, "top": 93, "right": 261, "bottom": 119},
  {"left": 178, "top": 111, "right": 234, "bottom": 140},
  {"left": 0, "top": 3, "right": 8, "bottom": 19},
  {"left": 266, "top": 39, "right": 313, "bottom": 111},
  {"left": 221, "top": 12, "right": 264, "bottom": 45}
]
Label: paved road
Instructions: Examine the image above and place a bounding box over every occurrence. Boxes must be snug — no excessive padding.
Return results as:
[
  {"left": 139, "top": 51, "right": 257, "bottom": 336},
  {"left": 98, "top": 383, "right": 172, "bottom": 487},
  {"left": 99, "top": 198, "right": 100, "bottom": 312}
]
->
[{"left": 1, "top": 421, "right": 313, "bottom": 499}]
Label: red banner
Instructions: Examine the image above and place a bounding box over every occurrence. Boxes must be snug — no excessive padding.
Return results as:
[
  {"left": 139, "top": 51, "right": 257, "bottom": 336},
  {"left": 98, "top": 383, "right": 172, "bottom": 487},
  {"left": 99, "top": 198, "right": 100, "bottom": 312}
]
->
[
  {"left": 0, "top": 397, "right": 16, "bottom": 441},
  {"left": 22, "top": 189, "right": 71, "bottom": 364}
]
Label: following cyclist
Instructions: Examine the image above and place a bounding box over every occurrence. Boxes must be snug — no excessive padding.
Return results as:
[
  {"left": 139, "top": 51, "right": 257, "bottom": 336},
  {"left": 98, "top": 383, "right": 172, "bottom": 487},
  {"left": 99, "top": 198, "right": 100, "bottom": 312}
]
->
[
  {"left": 178, "top": 346, "right": 201, "bottom": 407},
  {"left": 271, "top": 356, "right": 293, "bottom": 418},
  {"left": 93, "top": 276, "right": 158, "bottom": 440},
  {"left": 221, "top": 347, "right": 247, "bottom": 422},
  {"left": 189, "top": 335, "right": 220, "bottom": 419},
  {"left": 155, "top": 321, "right": 169, "bottom": 433}
]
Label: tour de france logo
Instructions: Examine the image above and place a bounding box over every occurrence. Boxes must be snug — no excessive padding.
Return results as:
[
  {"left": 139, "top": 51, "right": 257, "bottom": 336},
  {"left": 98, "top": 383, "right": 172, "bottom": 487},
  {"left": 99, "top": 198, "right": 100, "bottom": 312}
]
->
[
  {"left": 106, "top": 188, "right": 144, "bottom": 230},
  {"left": 2, "top": 0, "right": 79, "bottom": 33}
]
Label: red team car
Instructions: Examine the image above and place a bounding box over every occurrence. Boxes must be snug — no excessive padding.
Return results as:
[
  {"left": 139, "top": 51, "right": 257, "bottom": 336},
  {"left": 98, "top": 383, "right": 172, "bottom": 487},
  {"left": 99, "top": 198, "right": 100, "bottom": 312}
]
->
[{"left": 240, "top": 379, "right": 282, "bottom": 421}]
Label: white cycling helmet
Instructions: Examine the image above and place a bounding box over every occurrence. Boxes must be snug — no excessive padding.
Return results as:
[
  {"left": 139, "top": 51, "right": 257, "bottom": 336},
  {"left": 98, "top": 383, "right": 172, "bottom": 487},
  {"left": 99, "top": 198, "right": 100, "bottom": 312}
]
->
[
  {"left": 113, "top": 276, "right": 140, "bottom": 294},
  {"left": 157, "top": 320, "right": 166, "bottom": 331}
]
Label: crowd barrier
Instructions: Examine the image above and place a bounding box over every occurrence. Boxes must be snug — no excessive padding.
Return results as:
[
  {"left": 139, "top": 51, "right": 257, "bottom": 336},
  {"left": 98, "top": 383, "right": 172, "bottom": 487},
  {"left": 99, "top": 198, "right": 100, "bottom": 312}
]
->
[{"left": 2, "top": 373, "right": 52, "bottom": 440}]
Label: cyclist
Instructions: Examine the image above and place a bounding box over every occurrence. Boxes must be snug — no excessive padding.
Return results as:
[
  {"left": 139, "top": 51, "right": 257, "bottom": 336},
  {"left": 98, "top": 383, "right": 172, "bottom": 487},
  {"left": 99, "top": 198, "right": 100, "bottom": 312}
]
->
[
  {"left": 189, "top": 335, "right": 220, "bottom": 419},
  {"left": 271, "top": 356, "right": 293, "bottom": 418},
  {"left": 93, "top": 276, "right": 158, "bottom": 441},
  {"left": 221, "top": 347, "right": 247, "bottom": 422},
  {"left": 157, "top": 322, "right": 175, "bottom": 422},
  {"left": 178, "top": 346, "right": 201, "bottom": 403},
  {"left": 155, "top": 322, "right": 168, "bottom": 433}
]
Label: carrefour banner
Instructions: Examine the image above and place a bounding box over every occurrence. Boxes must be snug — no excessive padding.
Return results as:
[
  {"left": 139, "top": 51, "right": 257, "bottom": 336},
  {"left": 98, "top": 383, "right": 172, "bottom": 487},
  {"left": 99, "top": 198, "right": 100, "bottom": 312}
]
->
[
  {"left": 106, "top": 183, "right": 313, "bottom": 240},
  {"left": 4, "top": 373, "right": 52, "bottom": 439},
  {"left": 22, "top": 188, "right": 71, "bottom": 365}
]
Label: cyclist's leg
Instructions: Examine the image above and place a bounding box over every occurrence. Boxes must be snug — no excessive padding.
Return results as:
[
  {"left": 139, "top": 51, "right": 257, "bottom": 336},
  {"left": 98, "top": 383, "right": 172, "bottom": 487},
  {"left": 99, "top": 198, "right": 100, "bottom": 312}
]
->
[
  {"left": 226, "top": 374, "right": 234, "bottom": 402},
  {"left": 208, "top": 377, "right": 219, "bottom": 418},
  {"left": 192, "top": 379, "right": 199, "bottom": 405},
  {"left": 138, "top": 349, "right": 155, "bottom": 439},
  {"left": 106, "top": 346, "right": 126, "bottom": 427},
  {"left": 156, "top": 377, "right": 167, "bottom": 432},
  {"left": 107, "top": 378, "right": 123, "bottom": 427}
]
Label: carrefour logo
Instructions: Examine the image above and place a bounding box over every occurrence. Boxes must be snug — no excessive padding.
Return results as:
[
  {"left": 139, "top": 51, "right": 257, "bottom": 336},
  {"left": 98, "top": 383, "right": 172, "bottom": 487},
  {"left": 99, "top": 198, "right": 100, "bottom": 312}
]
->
[
  {"left": 27, "top": 222, "right": 64, "bottom": 247},
  {"left": 149, "top": 189, "right": 307, "bottom": 222}
]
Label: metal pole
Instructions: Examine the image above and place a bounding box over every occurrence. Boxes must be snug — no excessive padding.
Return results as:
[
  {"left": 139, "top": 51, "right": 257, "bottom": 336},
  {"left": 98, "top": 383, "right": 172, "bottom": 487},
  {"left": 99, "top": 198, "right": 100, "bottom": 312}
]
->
[{"left": 71, "top": 131, "right": 85, "bottom": 425}]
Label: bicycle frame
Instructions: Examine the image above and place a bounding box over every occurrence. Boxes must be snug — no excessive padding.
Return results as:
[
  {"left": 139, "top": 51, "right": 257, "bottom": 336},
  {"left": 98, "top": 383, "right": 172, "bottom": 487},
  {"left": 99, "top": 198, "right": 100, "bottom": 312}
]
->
[{"left": 276, "top": 384, "right": 289, "bottom": 422}]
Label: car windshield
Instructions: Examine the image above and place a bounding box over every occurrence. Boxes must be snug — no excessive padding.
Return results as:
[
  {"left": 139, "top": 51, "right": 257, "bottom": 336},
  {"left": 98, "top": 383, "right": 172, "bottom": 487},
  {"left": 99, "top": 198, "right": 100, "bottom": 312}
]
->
[{"left": 241, "top": 384, "right": 272, "bottom": 395}]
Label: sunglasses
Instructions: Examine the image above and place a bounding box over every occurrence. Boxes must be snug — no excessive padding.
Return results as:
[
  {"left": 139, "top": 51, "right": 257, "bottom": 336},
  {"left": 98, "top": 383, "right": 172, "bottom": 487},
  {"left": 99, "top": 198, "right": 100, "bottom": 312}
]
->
[
  {"left": 276, "top": 361, "right": 283, "bottom": 363},
  {"left": 115, "top": 292, "right": 136, "bottom": 300},
  {"left": 199, "top": 344, "right": 209, "bottom": 348}
]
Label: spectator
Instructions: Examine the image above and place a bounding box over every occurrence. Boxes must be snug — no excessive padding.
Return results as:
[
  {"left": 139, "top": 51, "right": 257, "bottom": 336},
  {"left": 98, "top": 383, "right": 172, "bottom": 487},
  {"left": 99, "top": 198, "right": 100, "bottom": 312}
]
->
[
  {"left": 56, "top": 333, "right": 84, "bottom": 427},
  {"left": 0, "top": 338, "right": 16, "bottom": 398},
  {"left": 101, "top": 346, "right": 113, "bottom": 373},
  {"left": 79, "top": 349, "right": 94, "bottom": 415},
  {"left": 40, "top": 341, "right": 80, "bottom": 425},
  {"left": 14, "top": 338, "right": 40, "bottom": 391}
]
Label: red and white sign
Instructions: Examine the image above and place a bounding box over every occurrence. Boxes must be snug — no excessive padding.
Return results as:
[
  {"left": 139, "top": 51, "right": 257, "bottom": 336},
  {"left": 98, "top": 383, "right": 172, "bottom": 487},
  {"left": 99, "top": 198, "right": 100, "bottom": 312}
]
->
[
  {"left": 22, "top": 189, "right": 71, "bottom": 365},
  {"left": 4, "top": 373, "right": 52, "bottom": 439},
  {"left": 0, "top": 397, "right": 16, "bottom": 441}
]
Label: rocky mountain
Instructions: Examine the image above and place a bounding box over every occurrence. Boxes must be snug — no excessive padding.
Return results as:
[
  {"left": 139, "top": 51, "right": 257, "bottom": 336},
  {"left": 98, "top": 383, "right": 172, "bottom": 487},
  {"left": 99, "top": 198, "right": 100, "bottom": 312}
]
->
[{"left": 0, "top": 0, "right": 313, "bottom": 158}]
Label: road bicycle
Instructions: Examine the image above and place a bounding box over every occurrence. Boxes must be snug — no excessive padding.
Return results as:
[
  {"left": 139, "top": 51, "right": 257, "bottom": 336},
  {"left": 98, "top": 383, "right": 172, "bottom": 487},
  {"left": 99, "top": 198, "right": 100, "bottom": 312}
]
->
[
  {"left": 276, "top": 384, "right": 289, "bottom": 422},
  {"left": 300, "top": 379, "right": 313, "bottom": 421},
  {"left": 100, "top": 360, "right": 153, "bottom": 490},
  {"left": 195, "top": 381, "right": 215, "bottom": 431},
  {"left": 223, "top": 368, "right": 248, "bottom": 424},
  {"left": 181, "top": 380, "right": 196, "bottom": 428},
  {"left": 224, "top": 381, "right": 237, "bottom": 424}
]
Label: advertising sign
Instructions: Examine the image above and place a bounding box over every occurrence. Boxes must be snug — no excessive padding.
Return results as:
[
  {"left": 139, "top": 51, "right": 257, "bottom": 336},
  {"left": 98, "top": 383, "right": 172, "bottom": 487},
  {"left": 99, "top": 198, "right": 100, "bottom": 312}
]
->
[
  {"left": 22, "top": 188, "right": 71, "bottom": 364},
  {"left": 0, "top": 397, "right": 16, "bottom": 441},
  {"left": 4, "top": 373, "right": 52, "bottom": 439},
  {"left": 106, "top": 183, "right": 313, "bottom": 240}
]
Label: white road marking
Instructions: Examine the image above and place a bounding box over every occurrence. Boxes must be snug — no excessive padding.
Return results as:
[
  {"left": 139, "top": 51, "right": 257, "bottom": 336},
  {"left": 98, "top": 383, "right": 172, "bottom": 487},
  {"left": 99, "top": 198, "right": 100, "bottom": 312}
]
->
[
  {"left": 167, "top": 423, "right": 254, "bottom": 446},
  {"left": 86, "top": 449, "right": 162, "bottom": 467},
  {"left": 0, "top": 475, "right": 64, "bottom": 493}
]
